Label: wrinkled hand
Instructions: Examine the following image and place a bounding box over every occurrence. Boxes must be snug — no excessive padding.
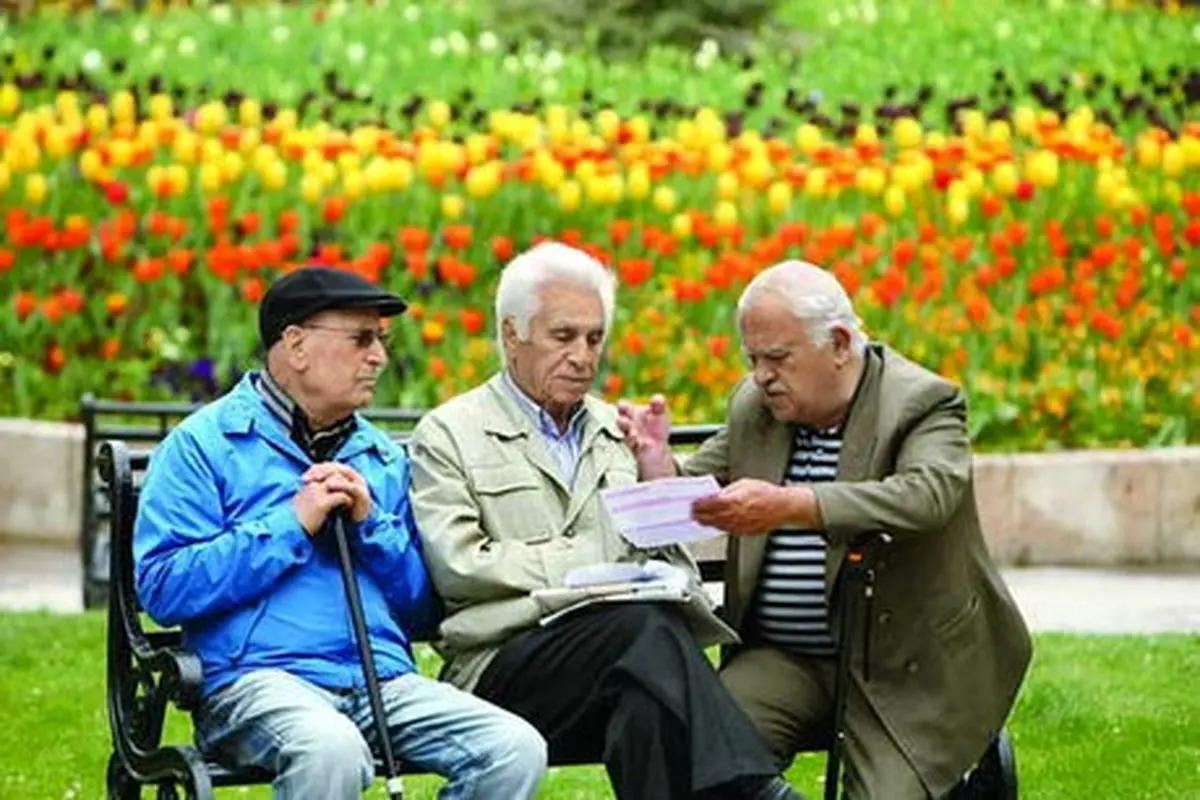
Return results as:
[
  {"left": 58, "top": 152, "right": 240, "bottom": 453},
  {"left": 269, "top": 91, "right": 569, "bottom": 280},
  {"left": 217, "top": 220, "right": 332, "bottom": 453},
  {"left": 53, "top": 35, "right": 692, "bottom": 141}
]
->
[
  {"left": 293, "top": 462, "right": 372, "bottom": 535},
  {"left": 692, "top": 479, "right": 811, "bottom": 536},
  {"left": 616, "top": 394, "right": 676, "bottom": 479}
]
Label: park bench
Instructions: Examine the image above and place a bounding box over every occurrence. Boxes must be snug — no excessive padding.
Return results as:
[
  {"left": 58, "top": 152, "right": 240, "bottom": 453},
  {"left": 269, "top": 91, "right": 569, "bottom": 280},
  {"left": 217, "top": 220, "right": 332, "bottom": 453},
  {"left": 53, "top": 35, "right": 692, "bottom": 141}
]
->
[{"left": 95, "top": 401, "right": 1016, "bottom": 799}]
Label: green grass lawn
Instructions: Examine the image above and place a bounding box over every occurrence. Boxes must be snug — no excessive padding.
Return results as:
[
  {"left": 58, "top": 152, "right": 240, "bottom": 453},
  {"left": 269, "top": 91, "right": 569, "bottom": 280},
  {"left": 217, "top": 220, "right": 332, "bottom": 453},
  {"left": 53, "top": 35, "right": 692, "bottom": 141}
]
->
[{"left": 1, "top": 612, "right": 1197, "bottom": 799}]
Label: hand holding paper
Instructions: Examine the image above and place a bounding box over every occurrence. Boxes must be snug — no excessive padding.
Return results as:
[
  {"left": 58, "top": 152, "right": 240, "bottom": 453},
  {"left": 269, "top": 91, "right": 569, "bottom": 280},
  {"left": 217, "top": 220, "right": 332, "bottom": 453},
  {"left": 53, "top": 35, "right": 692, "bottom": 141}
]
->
[{"left": 600, "top": 476, "right": 724, "bottom": 547}]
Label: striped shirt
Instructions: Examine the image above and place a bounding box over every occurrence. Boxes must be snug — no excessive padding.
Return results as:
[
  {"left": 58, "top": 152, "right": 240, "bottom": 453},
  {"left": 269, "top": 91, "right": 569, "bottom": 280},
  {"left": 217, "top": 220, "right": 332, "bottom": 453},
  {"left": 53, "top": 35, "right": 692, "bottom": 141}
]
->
[
  {"left": 751, "top": 425, "right": 843, "bottom": 658},
  {"left": 251, "top": 369, "right": 357, "bottom": 462}
]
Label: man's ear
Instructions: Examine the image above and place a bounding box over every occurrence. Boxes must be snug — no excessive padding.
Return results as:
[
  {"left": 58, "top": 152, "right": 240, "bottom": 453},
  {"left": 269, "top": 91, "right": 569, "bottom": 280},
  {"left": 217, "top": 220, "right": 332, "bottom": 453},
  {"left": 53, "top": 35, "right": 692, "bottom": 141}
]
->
[
  {"left": 830, "top": 324, "right": 854, "bottom": 366},
  {"left": 501, "top": 318, "right": 518, "bottom": 351},
  {"left": 280, "top": 325, "right": 308, "bottom": 371}
]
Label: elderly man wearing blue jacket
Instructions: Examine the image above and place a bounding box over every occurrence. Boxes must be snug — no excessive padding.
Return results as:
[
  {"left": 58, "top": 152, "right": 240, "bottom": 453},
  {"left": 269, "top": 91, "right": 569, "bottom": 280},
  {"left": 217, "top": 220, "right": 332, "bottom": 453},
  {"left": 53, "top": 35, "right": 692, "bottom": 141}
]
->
[{"left": 134, "top": 266, "right": 547, "bottom": 800}]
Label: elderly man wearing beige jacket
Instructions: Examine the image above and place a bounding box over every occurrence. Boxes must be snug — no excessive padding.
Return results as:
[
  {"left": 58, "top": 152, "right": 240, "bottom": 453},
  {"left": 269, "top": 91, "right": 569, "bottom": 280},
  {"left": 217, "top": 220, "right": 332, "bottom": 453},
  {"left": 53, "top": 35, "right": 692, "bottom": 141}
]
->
[
  {"left": 618, "top": 261, "right": 1032, "bottom": 799},
  {"left": 408, "top": 242, "right": 804, "bottom": 800}
]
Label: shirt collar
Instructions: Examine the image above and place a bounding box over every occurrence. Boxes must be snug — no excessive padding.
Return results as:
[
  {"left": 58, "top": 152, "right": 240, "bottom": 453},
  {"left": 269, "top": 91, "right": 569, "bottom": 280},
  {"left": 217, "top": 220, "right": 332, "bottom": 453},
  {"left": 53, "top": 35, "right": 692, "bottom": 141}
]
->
[{"left": 501, "top": 370, "right": 588, "bottom": 440}]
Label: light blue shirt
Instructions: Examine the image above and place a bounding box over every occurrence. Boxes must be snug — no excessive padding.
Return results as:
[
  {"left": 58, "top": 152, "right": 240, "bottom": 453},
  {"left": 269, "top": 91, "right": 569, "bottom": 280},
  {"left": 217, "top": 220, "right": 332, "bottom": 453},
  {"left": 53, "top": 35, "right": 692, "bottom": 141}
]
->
[{"left": 502, "top": 371, "right": 588, "bottom": 485}]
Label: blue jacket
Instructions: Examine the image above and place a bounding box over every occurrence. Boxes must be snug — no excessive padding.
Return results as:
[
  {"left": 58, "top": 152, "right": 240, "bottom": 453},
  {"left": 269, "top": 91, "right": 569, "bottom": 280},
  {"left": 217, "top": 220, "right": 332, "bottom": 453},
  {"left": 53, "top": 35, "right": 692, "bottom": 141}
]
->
[{"left": 134, "top": 373, "right": 440, "bottom": 697}]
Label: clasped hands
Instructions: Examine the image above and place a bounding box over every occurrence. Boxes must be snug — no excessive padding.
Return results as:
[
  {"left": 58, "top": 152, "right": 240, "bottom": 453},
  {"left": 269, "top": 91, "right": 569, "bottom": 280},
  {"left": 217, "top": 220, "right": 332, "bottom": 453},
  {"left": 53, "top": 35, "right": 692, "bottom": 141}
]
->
[
  {"left": 616, "top": 394, "right": 812, "bottom": 537},
  {"left": 293, "top": 462, "right": 372, "bottom": 536}
]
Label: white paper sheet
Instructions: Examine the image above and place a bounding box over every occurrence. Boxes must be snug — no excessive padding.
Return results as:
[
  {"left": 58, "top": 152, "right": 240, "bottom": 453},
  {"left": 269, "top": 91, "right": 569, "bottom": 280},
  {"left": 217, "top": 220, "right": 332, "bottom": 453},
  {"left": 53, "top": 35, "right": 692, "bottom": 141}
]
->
[{"left": 600, "top": 475, "right": 724, "bottom": 547}]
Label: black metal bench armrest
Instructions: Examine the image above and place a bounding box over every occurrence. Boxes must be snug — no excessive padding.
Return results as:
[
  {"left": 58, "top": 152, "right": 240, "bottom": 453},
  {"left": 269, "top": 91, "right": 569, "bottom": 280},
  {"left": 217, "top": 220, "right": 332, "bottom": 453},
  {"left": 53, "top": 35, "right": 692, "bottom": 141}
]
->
[{"left": 143, "top": 643, "right": 205, "bottom": 713}]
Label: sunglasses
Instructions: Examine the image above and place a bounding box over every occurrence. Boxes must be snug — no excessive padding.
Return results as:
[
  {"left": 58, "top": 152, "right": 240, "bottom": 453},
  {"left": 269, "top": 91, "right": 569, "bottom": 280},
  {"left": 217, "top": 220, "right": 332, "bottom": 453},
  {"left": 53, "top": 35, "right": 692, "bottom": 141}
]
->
[{"left": 302, "top": 324, "right": 392, "bottom": 349}]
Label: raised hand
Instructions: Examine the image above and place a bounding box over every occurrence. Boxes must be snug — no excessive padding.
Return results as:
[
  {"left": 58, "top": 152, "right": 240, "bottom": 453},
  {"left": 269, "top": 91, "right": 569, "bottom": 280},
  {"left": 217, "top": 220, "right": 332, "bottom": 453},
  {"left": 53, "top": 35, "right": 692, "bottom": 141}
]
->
[{"left": 616, "top": 394, "right": 677, "bottom": 480}]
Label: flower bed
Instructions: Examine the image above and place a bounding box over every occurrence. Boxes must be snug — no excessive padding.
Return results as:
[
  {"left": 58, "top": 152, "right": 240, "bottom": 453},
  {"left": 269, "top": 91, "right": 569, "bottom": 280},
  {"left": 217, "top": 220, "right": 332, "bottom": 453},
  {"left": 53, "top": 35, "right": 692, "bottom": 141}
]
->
[{"left": 0, "top": 1, "right": 1196, "bottom": 450}]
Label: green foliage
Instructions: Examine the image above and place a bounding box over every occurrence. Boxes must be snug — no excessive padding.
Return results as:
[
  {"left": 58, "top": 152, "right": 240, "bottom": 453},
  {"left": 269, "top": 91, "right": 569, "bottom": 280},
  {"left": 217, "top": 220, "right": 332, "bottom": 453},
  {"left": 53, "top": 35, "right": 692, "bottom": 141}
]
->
[{"left": 488, "top": 0, "right": 780, "bottom": 57}]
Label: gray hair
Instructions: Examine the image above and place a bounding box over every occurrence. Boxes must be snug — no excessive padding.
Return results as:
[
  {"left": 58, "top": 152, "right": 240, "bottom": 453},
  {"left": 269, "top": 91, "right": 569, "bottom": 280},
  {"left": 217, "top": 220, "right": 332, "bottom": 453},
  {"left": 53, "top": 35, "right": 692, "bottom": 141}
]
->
[
  {"left": 736, "top": 260, "right": 866, "bottom": 352},
  {"left": 494, "top": 241, "right": 617, "bottom": 356}
]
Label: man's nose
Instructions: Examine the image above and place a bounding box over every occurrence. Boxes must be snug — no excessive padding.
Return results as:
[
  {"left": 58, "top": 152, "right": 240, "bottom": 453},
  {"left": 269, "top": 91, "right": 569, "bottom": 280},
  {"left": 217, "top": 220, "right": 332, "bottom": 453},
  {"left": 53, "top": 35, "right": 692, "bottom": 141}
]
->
[
  {"left": 752, "top": 362, "right": 774, "bottom": 386},
  {"left": 366, "top": 338, "right": 387, "bottom": 365}
]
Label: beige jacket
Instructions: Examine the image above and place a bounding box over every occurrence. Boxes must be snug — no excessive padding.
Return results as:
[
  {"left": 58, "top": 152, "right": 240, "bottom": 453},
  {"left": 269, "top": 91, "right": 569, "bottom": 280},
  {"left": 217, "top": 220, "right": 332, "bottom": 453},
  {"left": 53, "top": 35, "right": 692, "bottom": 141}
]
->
[
  {"left": 409, "top": 373, "right": 733, "bottom": 692},
  {"left": 683, "top": 345, "right": 1032, "bottom": 797}
]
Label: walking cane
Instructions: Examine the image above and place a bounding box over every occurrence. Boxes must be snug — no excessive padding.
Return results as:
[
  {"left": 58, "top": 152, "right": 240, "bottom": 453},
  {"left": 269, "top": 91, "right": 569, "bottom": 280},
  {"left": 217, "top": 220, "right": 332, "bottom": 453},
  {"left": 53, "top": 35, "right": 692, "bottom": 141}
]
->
[
  {"left": 332, "top": 512, "right": 405, "bottom": 800},
  {"left": 824, "top": 540, "right": 880, "bottom": 800}
]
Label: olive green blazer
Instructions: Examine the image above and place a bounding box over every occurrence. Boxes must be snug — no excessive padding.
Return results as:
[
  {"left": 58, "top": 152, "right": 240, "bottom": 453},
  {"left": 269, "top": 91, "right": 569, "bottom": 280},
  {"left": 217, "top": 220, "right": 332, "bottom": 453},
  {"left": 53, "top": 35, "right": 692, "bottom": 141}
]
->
[{"left": 684, "top": 344, "right": 1031, "bottom": 796}]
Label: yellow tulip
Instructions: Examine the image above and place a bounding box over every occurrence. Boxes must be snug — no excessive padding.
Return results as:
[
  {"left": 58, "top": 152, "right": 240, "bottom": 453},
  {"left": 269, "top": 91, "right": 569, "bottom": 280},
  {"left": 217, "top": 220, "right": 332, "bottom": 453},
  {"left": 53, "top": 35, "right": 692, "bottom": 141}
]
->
[
  {"left": 717, "top": 171, "right": 739, "bottom": 200},
  {"left": 221, "top": 152, "right": 244, "bottom": 182},
  {"left": 596, "top": 109, "right": 620, "bottom": 142},
  {"left": 884, "top": 185, "right": 906, "bottom": 217},
  {"left": 465, "top": 161, "right": 502, "bottom": 198},
  {"left": 109, "top": 139, "right": 134, "bottom": 168},
  {"left": 343, "top": 170, "right": 364, "bottom": 200},
  {"left": 714, "top": 200, "right": 737, "bottom": 228},
  {"left": 855, "top": 166, "right": 886, "bottom": 195},
  {"left": 804, "top": 167, "right": 829, "bottom": 196},
  {"left": 986, "top": 119, "right": 1012, "bottom": 146},
  {"left": 707, "top": 142, "right": 732, "bottom": 172},
  {"left": 0, "top": 83, "right": 20, "bottom": 116},
  {"left": 1012, "top": 106, "right": 1036, "bottom": 137},
  {"left": 767, "top": 181, "right": 792, "bottom": 215},
  {"left": 653, "top": 185, "right": 677, "bottom": 213},
  {"left": 795, "top": 123, "right": 822, "bottom": 155},
  {"left": 427, "top": 100, "right": 452, "bottom": 129},
  {"left": 261, "top": 159, "right": 287, "bottom": 190},
  {"left": 893, "top": 117, "right": 923, "bottom": 150},
  {"left": 200, "top": 162, "right": 223, "bottom": 193},
  {"left": 24, "top": 173, "right": 47, "bottom": 205},
  {"left": 86, "top": 104, "right": 109, "bottom": 135},
  {"left": 742, "top": 156, "right": 773, "bottom": 188},
  {"left": 947, "top": 194, "right": 969, "bottom": 227},
  {"left": 958, "top": 110, "right": 985, "bottom": 140},
  {"left": 44, "top": 126, "right": 69, "bottom": 159},
  {"left": 111, "top": 90, "right": 136, "bottom": 124},
  {"left": 1136, "top": 135, "right": 1161, "bottom": 168},
  {"left": 992, "top": 161, "right": 1018, "bottom": 195},
  {"left": 626, "top": 115, "right": 650, "bottom": 144},
  {"left": 627, "top": 163, "right": 650, "bottom": 200},
  {"left": 0, "top": 163, "right": 10, "bottom": 191},
  {"left": 1026, "top": 149, "right": 1058, "bottom": 188},
  {"left": 239, "top": 99, "right": 262, "bottom": 128},
  {"left": 301, "top": 172, "right": 323, "bottom": 203},
  {"left": 557, "top": 180, "right": 581, "bottom": 211},
  {"left": 148, "top": 93, "right": 173, "bottom": 122},
  {"left": 168, "top": 164, "right": 189, "bottom": 194},
  {"left": 854, "top": 123, "right": 879, "bottom": 148},
  {"left": 1180, "top": 134, "right": 1200, "bottom": 167},
  {"left": 389, "top": 159, "right": 413, "bottom": 190},
  {"left": 1161, "top": 143, "right": 1184, "bottom": 177},
  {"left": 173, "top": 130, "right": 198, "bottom": 164},
  {"left": 671, "top": 212, "right": 692, "bottom": 238}
]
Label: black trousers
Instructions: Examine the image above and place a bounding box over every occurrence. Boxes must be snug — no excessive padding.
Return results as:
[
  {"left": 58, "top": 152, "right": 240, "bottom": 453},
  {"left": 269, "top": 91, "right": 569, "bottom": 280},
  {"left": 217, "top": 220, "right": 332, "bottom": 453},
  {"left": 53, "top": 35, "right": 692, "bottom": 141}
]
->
[{"left": 475, "top": 603, "right": 778, "bottom": 799}]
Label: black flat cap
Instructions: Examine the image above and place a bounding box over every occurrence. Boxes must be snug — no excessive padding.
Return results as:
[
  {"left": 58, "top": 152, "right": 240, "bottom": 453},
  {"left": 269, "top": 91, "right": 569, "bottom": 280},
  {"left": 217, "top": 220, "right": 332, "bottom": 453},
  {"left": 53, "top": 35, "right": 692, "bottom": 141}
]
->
[{"left": 259, "top": 266, "right": 407, "bottom": 349}]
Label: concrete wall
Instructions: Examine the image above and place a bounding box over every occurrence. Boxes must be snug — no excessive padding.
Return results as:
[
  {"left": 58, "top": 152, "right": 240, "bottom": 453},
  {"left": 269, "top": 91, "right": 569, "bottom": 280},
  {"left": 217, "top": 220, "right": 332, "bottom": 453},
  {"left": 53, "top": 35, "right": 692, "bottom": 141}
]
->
[
  {"left": 0, "top": 418, "right": 1197, "bottom": 565},
  {"left": 0, "top": 418, "right": 84, "bottom": 544}
]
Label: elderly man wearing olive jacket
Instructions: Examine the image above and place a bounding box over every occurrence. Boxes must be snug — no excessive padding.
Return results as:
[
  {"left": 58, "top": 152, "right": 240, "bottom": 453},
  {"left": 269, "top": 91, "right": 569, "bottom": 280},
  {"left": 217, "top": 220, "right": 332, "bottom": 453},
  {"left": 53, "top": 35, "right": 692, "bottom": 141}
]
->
[
  {"left": 408, "top": 242, "right": 804, "bottom": 800},
  {"left": 619, "top": 261, "right": 1031, "bottom": 799}
]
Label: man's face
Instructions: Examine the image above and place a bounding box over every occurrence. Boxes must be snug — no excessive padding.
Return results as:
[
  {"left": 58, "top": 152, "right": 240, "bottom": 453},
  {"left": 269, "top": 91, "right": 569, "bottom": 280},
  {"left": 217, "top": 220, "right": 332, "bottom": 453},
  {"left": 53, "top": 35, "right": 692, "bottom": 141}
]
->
[
  {"left": 505, "top": 281, "right": 605, "bottom": 422},
  {"left": 740, "top": 295, "right": 843, "bottom": 427},
  {"left": 294, "top": 307, "right": 388, "bottom": 418}
]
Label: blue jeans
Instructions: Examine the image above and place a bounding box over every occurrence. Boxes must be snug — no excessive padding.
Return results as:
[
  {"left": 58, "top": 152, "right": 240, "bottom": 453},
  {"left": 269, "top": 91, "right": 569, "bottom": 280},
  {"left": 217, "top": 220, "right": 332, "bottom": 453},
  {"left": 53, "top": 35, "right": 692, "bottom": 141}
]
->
[{"left": 195, "top": 668, "right": 547, "bottom": 799}]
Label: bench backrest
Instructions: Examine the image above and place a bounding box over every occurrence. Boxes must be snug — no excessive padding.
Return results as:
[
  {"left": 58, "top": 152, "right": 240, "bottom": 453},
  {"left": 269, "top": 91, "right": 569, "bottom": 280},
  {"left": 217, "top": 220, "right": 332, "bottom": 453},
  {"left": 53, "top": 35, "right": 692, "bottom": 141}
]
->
[{"left": 80, "top": 395, "right": 724, "bottom": 606}]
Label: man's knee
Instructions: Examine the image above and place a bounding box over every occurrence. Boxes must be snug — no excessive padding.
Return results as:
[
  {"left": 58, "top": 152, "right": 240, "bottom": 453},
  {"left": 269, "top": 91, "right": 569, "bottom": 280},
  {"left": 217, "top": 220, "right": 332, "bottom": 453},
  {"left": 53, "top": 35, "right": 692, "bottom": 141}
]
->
[
  {"left": 282, "top": 714, "right": 374, "bottom": 790},
  {"left": 488, "top": 714, "right": 548, "bottom": 780}
]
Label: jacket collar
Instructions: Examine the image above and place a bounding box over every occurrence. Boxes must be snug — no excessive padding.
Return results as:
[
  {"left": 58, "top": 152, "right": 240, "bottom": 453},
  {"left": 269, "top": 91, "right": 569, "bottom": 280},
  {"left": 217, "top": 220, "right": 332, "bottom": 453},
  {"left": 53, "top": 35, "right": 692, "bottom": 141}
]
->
[
  {"left": 216, "top": 373, "right": 395, "bottom": 465},
  {"left": 480, "top": 373, "right": 622, "bottom": 443}
]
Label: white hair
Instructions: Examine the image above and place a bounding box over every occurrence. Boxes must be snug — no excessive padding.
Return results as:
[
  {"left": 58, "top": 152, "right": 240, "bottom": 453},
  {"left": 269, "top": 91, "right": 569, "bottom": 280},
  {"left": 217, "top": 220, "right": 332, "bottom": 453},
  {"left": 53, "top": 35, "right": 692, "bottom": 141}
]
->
[
  {"left": 736, "top": 260, "right": 866, "bottom": 352},
  {"left": 494, "top": 241, "right": 617, "bottom": 355}
]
